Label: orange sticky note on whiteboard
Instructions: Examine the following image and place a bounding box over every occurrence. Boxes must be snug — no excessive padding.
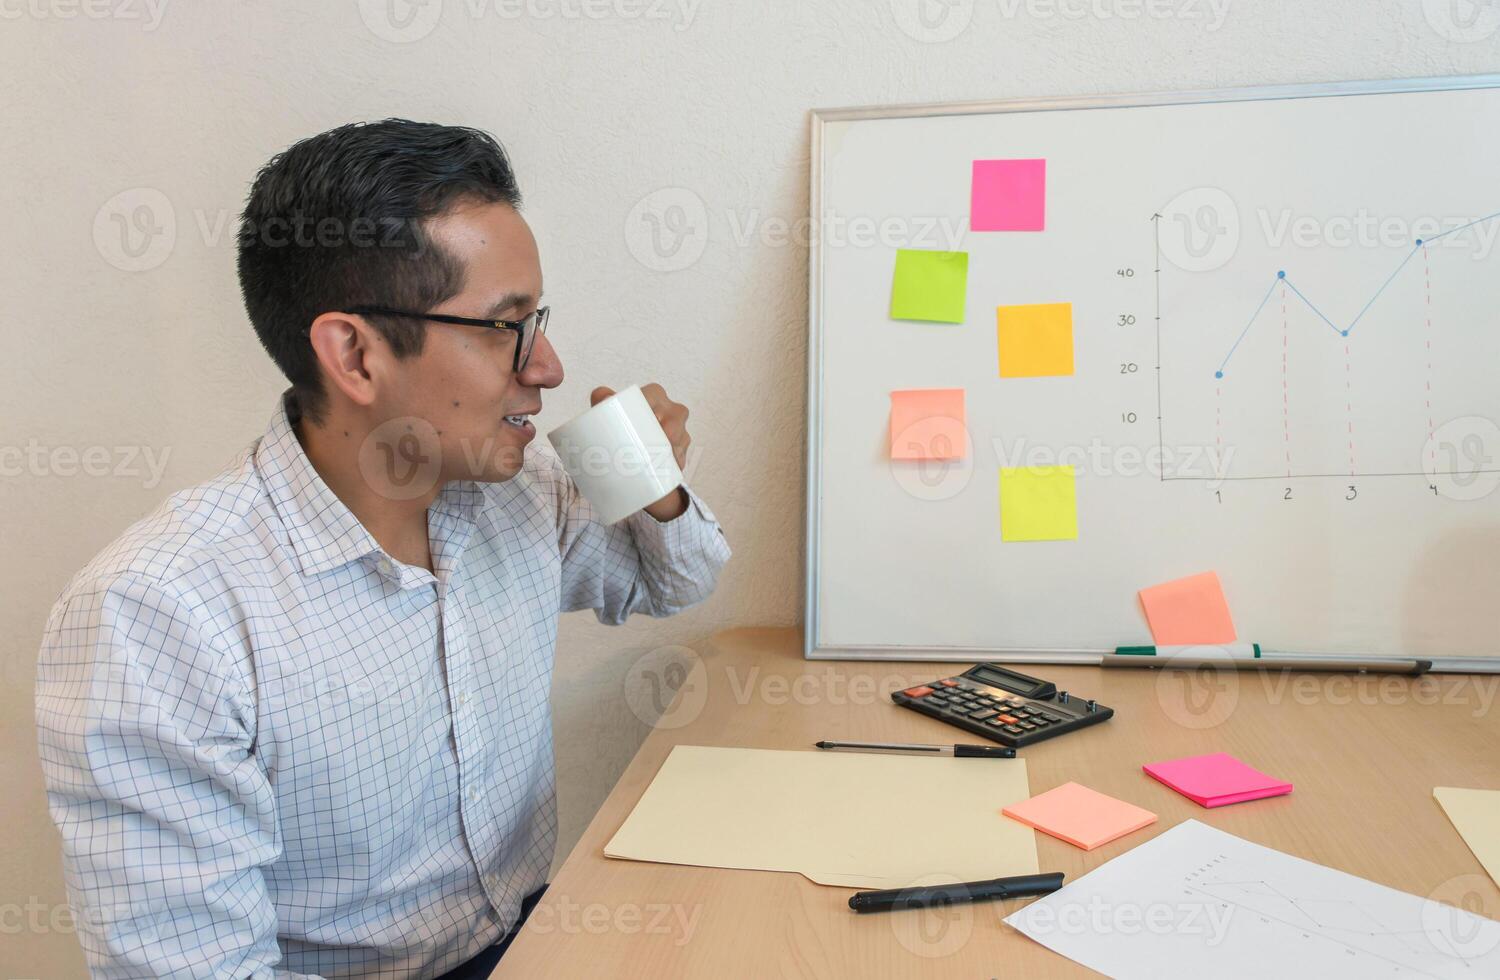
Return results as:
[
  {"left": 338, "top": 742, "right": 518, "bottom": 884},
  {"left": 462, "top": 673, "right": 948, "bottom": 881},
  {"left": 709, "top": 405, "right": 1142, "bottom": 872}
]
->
[
  {"left": 1002, "top": 782, "right": 1157, "bottom": 850},
  {"left": 889, "top": 389, "right": 966, "bottom": 461},
  {"left": 997, "top": 302, "right": 1074, "bottom": 378},
  {"left": 1138, "top": 571, "right": 1237, "bottom": 645}
]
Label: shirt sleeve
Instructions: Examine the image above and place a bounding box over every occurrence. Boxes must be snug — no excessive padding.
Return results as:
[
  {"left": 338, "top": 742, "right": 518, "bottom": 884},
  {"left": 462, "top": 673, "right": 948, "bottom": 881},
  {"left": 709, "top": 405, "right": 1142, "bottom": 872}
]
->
[
  {"left": 34, "top": 574, "right": 319, "bottom": 980},
  {"left": 540, "top": 449, "right": 731, "bottom": 624}
]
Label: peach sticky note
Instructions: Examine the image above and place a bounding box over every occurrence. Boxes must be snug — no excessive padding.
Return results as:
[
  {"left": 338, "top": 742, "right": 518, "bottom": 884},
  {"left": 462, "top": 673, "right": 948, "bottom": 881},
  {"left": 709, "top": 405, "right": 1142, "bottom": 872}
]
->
[
  {"left": 971, "top": 158, "right": 1046, "bottom": 232},
  {"left": 1003, "top": 782, "right": 1157, "bottom": 850},
  {"left": 999, "top": 466, "right": 1078, "bottom": 542},
  {"left": 997, "top": 303, "right": 1074, "bottom": 378},
  {"left": 1138, "top": 571, "right": 1237, "bottom": 645},
  {"left": 1143, "top": 753, "right": 1292, "bottom": 808},
  {"left": 889, "top": 389, "right": 966, "bottom": 461},
  {"left": 890, "top": 248, "right": 968, "bottom": 323}
]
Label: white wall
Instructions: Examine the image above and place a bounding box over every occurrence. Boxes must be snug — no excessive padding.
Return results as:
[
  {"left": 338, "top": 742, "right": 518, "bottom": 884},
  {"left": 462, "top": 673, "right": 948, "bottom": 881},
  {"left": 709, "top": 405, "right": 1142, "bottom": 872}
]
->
[{"left": 3, "top": 1, "right": 1496, "bottom": 975}]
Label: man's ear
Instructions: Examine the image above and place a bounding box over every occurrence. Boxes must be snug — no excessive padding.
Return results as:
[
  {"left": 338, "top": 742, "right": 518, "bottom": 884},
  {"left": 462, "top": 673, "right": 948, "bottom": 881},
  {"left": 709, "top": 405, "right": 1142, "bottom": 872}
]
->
[{"left": 307, "top": 312, "right": 386, "bottom": 410}]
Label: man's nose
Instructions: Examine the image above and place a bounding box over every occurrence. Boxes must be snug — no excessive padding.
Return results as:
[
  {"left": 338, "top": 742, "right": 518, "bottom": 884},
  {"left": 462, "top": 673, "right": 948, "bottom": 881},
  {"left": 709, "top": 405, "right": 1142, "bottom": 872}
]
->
[{"left": 519, "top": 330, "right": 564, "bottom": 389}]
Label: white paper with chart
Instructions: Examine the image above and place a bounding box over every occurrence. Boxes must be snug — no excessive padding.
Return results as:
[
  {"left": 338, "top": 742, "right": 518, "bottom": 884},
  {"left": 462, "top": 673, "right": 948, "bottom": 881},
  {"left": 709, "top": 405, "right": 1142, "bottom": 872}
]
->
[{"left": 1004, "top": 819, "right": 1500, "bottom": 978}]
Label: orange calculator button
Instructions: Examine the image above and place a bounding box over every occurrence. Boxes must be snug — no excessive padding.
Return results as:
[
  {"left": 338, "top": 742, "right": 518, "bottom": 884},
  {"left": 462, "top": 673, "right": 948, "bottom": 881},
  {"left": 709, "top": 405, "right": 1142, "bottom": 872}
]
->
[
  {"left": 903, "top": 686, "right": 935, "bottom": 698},
  {"left": 997, "top": 714, "right": 1019, "bottom": 724},
  {"left": 939, "top": 679, "right": 959, "bottom": 687}
]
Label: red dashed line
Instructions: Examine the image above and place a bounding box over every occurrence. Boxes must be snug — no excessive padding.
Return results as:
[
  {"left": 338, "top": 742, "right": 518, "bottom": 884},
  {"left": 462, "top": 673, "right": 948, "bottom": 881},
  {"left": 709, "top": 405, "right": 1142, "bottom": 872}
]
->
[
  {"left": 1344, "top": 341, "right": 1355, "bottom": 476},
  {"left": 1423, "top": 245, "right": 1435, "bottom": 466},
  {"left": 1281, "top": 282, "right": 1291, "bottom": 477}
]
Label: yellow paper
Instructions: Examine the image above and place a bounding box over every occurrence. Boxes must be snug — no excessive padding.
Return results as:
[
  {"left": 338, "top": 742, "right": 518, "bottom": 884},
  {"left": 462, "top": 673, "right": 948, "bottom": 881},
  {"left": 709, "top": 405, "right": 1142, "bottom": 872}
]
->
[
  {"left": 1435, "top": 787, "right": 1500, "bottom": 888},
  {"left": 890, "top": 249, "right": 968, "bottom": 323},
  {"left": 997, "top": 302, "right": 1074, "bottom": 377},
  {"left": 1000, "top": 466, "right": 1078, "bottom": 542},
  {"left": 604, "top": 745, "right": 1038, "bottom": 888}
]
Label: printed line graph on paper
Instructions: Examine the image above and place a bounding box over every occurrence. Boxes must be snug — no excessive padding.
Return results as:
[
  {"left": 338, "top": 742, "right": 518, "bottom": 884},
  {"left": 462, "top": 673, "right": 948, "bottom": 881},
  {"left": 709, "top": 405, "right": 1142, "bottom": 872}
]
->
[{"left": 1181, "top": 857, "right": 1488, "bottom": 977}]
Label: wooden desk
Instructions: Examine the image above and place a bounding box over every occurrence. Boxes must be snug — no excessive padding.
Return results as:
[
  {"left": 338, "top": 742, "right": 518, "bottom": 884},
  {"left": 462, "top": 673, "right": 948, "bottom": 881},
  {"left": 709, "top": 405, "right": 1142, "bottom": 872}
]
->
[{"left": 495, "top": 628, "right": 1500, "bottom": 977}]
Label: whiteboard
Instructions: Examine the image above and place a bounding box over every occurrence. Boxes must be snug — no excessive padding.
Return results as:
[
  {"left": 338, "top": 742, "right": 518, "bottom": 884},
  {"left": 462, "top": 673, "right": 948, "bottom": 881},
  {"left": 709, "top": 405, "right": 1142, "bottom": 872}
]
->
[{"left": 805, "top": 77, "right": 1500, "bottom": 668}]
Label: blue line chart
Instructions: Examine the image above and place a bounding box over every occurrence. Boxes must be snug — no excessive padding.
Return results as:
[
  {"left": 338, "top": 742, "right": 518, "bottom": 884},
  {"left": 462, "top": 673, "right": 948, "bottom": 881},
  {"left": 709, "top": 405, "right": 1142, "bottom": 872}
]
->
[{"left": 1214, "top": 208, "right": 1500, "bottom": 379}]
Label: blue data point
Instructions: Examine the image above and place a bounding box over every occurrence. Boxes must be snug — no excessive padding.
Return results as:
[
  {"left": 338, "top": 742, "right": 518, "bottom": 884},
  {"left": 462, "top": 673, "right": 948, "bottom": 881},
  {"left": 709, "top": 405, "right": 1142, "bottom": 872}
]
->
[
  {"left": 1277, "top": 270, "right": 1286, "bottom": 279},
  {"left": 1341, "top": 330, "right": 1349, "bottom": 337},
  {"left": 1215, "top": 371, "right": 1224, "bottom": 379},
  {"left": 1416, "top": 239, "right": 1424, "bottom": 246}
]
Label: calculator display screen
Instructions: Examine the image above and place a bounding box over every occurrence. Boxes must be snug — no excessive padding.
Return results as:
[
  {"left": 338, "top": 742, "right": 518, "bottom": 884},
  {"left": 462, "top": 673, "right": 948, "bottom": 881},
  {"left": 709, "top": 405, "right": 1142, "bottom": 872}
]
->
[{"left": 967, "top": 665, "right": 1048, "bottom": 697}]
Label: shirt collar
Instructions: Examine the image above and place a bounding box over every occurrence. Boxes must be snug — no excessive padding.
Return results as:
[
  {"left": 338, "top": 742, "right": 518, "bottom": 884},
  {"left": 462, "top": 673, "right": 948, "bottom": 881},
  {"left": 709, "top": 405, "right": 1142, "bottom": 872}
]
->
[{"left": 255, "top": 390, "right": 486, "bottom": 578}]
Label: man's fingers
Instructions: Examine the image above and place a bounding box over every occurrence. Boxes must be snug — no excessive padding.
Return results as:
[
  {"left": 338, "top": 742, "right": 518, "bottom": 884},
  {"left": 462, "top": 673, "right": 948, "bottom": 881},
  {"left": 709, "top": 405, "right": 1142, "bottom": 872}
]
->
[{"left": 589, "top": 386, "right": 616, "bottom": 407}]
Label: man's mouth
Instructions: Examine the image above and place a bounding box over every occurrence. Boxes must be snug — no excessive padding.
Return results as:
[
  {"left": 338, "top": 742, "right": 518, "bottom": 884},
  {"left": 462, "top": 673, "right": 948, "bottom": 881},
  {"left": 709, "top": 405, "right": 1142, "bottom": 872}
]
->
[{"left": 502, "top": 413, "right": 535, "bottom": 434}]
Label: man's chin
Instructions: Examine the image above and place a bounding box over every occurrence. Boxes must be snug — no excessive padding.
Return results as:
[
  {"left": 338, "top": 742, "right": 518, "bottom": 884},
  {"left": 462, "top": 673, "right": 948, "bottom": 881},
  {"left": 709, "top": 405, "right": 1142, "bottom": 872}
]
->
[{"left": 482, "top": 446, "right": 528, "bottom": 483}]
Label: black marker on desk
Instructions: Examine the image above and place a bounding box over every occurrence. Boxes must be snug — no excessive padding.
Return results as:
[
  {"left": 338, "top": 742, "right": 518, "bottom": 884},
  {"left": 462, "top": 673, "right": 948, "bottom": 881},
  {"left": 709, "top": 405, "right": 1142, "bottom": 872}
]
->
[
  {"left": 849, "top": 872, "right": 1065, "bottom": 913},
  {"left": 814, "top": 740, "right": 1016, "bottom": 759}
]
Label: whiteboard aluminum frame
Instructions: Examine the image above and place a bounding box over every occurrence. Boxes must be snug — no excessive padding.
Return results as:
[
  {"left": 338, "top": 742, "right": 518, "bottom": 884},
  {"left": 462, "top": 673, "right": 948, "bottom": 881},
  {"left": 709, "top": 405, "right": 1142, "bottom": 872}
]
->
[{"left": 804, "top": 74, "right": 1500, "bottom": 672}]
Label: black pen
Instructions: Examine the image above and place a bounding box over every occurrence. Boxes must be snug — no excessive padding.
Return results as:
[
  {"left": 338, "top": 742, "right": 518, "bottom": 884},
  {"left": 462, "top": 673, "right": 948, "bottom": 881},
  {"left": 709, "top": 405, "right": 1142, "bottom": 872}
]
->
[
  {"left": 814, "top": 739, "right": 1016, "bottom": 759},
  {"left": 848, "top": 872, "right": 1065, "bottom": 913}
]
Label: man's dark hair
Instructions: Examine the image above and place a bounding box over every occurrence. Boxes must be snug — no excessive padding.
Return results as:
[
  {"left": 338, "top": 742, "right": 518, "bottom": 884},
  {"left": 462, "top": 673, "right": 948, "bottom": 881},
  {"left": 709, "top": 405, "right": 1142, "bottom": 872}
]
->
[{"left": 237, "top": 119, "right": 521, "bottom": 425}]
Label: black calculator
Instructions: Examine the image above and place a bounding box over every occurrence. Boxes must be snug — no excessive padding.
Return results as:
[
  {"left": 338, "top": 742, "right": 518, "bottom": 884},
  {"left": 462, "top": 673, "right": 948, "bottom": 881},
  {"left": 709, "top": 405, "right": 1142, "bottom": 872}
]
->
[{"left": 891, "top": 663, "right": 1114, "bottom": 747}]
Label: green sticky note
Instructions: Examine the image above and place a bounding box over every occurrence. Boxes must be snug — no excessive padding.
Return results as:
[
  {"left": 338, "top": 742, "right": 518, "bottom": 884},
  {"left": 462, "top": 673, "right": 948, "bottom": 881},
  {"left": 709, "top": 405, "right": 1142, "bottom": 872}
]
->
[
  {"left": 890, "top": 249, "right": 968, "bottom": 323},
  {"left": 999, "top": 466, "right": 1078, "bottom": 542}
]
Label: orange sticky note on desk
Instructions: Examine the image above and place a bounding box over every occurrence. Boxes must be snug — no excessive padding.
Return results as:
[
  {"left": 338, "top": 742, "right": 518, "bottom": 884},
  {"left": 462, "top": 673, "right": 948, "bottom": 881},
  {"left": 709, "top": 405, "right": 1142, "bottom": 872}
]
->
[
  {"left": 1002, "top": 782, "right": 1157, "bottom": 850},
  {"left": 889, "top": 388, "right": 966, "bottom": 461},
  {"left": 1138, "top": 571, "right": 1236, "bottom": 645}
]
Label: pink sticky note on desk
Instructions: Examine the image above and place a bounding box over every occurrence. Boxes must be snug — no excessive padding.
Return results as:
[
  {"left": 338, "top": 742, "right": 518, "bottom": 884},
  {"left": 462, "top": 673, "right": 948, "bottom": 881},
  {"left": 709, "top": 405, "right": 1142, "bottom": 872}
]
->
[
  {"left": 1002, "top": 782, "right": 1157, "bottom": 850},
  {"left": 971, "top": 159, "right": 1046, "bottom": 232},
  {"left": 1143, "top": 753, "right": 1292, "bottom": 808},
  {"left": 889, "top": 388, "right": 967, "bottom": 461},
  {"left": 1138, "top": 571, "right": 1236, "bottom": 645}
]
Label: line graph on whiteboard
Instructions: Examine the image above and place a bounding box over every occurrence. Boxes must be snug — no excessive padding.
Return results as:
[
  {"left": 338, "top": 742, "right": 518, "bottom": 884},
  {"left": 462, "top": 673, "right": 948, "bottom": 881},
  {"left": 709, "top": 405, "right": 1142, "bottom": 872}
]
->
[{"left": 1151, "top": 188, "right": 1500, "bottom": 493}]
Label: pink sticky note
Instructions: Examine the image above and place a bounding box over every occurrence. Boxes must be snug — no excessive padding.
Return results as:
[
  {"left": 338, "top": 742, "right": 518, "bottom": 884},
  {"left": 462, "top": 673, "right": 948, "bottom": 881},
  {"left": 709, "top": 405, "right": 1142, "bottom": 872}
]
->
[
  {"left": 889, "top": 389, "right": 966, "bottom": 461},
  {"left": 971, "top": 159, "right": 1046, "bottom": 232},
  {"left": 1143, "top": 753, "right": 1293, "bottom": 808},
  {"left": 1138, "top": 571, "right": 1237, "bottom": 645},
  {"left": 1003, "top": 782, "right": 1157, "bottom": 850}
]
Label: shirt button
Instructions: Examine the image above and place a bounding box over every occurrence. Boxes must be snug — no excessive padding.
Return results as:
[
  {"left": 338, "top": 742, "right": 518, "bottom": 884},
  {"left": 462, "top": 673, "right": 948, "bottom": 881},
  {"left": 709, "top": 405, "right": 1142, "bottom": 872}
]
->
[
  {"left": 377, "top": 558, "right": 395, "bottom": 577},
  {"left": 456, "top": 690, "right": 470, "bottom": 707},
  {"left": 467, "top": 785, "right": 483, "bottom": 803}
]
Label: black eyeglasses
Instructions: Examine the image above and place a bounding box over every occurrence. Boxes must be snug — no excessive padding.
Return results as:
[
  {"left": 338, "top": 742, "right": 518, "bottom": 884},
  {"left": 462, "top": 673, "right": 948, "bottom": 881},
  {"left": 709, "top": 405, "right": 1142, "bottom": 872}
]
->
[{"left": 346, "top": 305, "right": 550, "bottom": 373}]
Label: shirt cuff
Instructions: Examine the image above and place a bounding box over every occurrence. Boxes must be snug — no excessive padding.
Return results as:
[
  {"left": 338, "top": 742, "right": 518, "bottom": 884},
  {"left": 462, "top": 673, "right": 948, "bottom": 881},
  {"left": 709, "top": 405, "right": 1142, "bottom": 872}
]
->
[{"left": 622, "top": 484, "right": 727, "bottom": 564}]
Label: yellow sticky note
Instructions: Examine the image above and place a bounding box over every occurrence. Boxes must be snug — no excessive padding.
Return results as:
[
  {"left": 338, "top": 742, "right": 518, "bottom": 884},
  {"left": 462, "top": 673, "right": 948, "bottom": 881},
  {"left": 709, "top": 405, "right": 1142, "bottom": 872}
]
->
[
  {"left": 997, "top": 302, "right": 1074, "bottom": 377},
  {"left": 890, "top": 249, "right": 968, "bottom": 323},
  {"left": 999, "top": 466, "right": 1078, "bottom": 542},
  {"left": 889, "top": 389, "right": 966, "bottom": 461}
]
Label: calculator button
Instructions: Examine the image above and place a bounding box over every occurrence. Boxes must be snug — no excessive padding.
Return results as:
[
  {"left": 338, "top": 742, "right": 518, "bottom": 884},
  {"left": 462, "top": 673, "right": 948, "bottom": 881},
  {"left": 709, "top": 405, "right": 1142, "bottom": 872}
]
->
[
  {"left": 1017, "top": 721, "right": 1037, "bottom": 731},
  {"left": 969, "top": 709, "right": 998, "bottom": 721},
  {"left": 996, "top": 714, "right": 1019, "bottom": 725},
  {"left": 1040, "top": 712, "right": 1063, "bottom": 722},
  {"left": 940, "top": 679, "right": 959, "bottom": 687},
  {"left": 903, "top": 686, "right": 935, "bottom": 698},
  {"left": 985, "top": 718, "right": 1007, "bottom": 726},
  {"left": 1002, "top": 725, "right": 1024, "bottom": 735}
]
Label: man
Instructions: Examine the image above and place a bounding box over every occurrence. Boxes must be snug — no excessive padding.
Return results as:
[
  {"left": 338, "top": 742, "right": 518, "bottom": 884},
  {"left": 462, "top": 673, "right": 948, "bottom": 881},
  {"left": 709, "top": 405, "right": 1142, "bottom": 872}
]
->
[{"left": 35, "top": 120, "right": 730, "bottom": 978}]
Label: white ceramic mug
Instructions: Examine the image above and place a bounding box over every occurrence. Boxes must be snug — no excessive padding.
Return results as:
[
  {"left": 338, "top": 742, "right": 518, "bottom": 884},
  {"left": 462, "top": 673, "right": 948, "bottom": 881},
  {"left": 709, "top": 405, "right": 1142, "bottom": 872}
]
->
[{"left": 547, "top": 385, "right": 684, "bottom": 524}]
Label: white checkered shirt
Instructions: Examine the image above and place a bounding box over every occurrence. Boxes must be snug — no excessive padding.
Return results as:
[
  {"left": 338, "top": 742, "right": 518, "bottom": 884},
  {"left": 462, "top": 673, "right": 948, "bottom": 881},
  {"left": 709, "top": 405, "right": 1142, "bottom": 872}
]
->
[{"left": 35, "top": 391, "right": 730, "bottom": 978}]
